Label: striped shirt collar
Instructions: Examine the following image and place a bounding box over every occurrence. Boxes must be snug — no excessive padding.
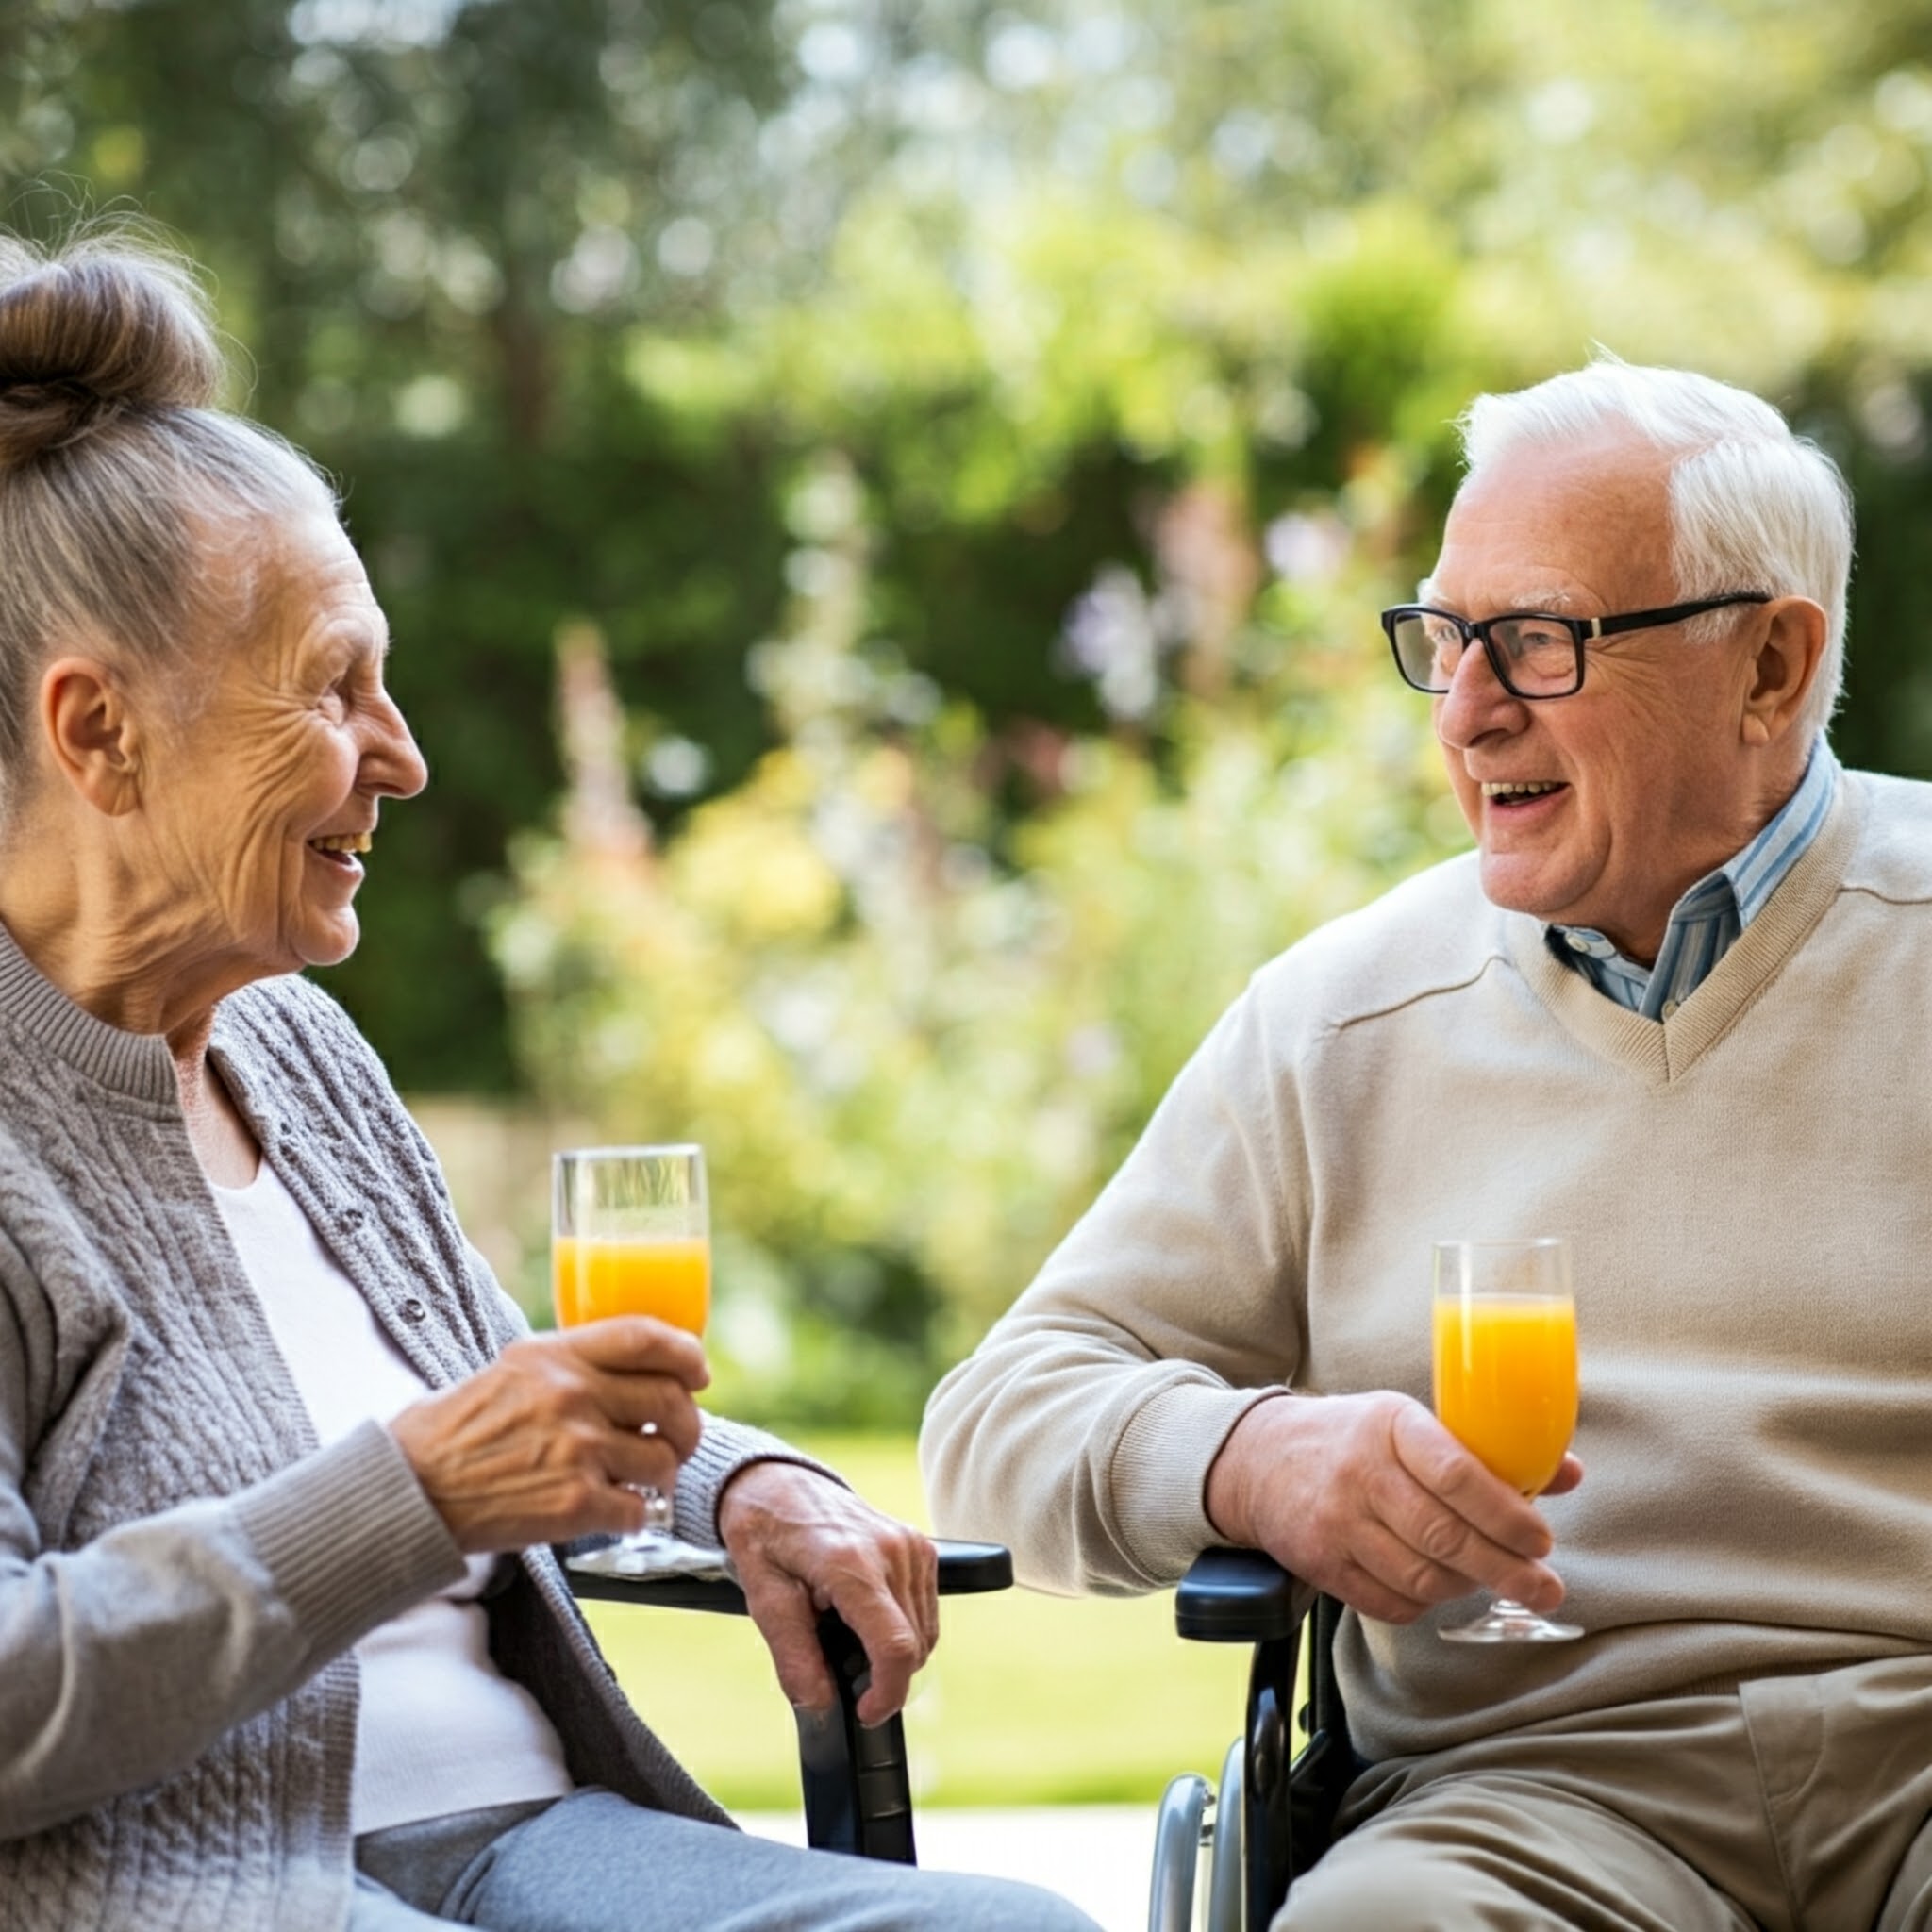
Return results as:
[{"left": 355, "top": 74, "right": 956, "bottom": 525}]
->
[{"left": 1546, "top": 741, "right": 1840, "bottom": 1021}]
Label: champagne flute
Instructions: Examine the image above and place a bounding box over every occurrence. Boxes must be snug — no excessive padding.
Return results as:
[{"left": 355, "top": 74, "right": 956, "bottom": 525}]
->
[
  {"left": 1432, "top": 1237, "right": 1581, "bottom": 1642},
  {"left": 552, "top": 1144, "right": 715, "bottom": 1575}
]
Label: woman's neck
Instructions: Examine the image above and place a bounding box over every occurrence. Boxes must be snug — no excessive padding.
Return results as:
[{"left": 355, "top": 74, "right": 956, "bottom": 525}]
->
[
  {"left": 0, "top": 824, "right": 262, "bottom": 1183},
  {"left": 0, "top": 818, "right": 245, "bottom": 1039},
  {"left": 171, "top": 1022, "right": 262, "bottom": 1187}
]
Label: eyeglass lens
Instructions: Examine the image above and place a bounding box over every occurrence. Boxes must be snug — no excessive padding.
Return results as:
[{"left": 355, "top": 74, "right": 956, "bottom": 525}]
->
[{"left": 1393, "top": 612, "right": 1580, "bottom": 696}]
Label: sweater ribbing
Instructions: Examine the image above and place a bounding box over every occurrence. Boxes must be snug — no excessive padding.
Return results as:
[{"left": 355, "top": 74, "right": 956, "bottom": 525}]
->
[
  {"left": 0, "top": 931, "right": 784, "bottom": 1930},
  {"left": 924, "top": 768, "right": 1932, "bottom": 1761}
]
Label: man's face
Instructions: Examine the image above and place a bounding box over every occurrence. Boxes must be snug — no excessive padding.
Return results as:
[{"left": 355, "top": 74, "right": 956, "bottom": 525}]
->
[{"left": 1429, "top": 436, "right": 1772, "bottom": 963}]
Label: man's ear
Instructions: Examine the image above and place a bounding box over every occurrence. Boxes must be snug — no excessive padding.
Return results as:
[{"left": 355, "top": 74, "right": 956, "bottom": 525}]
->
[
  {"left": 1740, "top": 598, "right": 1828, "bottom": 748},
  {"left": 39, "top": 657, "right": 145, "bottom": 816}
]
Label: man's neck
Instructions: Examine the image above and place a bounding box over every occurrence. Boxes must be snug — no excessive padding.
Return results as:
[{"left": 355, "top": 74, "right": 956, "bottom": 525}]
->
[{"left": 1564, "top": 741, "right": 1824, "bottom": 966}]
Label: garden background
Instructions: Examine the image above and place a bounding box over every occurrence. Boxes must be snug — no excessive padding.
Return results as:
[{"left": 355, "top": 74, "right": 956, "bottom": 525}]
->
[{"left": 10, "top": 0, "right": 1932, "bottom": 1817}]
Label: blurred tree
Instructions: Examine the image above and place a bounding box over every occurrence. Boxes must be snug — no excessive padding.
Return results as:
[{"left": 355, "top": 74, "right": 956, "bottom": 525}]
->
[
  {"left": 11, "top": 4, "right": 1932, "bottom": 1417},
  {"left": 5, "top": 0, "right": 804, "bottom": 1083},
  {"left": 493, "top": 443, "right": 1461, "bottom": 1420},
  {"left": 479, "top": 0, "right": 1932, "bottom": 1414}
]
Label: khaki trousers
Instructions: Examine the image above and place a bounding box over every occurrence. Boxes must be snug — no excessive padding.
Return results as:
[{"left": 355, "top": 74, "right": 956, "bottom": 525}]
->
[{"left": 1280, "top": 1654, "right": 1932, "bottom": 1931}]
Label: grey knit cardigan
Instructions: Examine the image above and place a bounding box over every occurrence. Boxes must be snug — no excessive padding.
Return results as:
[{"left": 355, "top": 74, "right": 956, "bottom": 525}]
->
[{"left": 0, "top": 924, "right": 794, "bottom": 1930}]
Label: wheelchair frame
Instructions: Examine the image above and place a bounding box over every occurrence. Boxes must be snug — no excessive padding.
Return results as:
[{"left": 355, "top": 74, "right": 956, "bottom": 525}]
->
[
  {"left": 1150, "top": 1550, "right": 1354, "bottom": 1932},
  {"left": 567, "top": 1538, "right": 1012, "bottom": 1864}
]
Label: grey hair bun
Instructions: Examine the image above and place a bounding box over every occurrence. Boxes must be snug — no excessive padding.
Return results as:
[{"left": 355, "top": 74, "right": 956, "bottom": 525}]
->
[{"left": 0, "top": 232, "right": 224, "bottom": 470}]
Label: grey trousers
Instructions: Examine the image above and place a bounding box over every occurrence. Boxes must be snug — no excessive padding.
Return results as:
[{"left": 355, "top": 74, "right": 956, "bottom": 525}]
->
[
  {"left": 351, "top": 1788, "right": 1101, "bottom": 1931},
  {"left": 1280, "top": 1651, "right": 1932, "bottom": 1931}
]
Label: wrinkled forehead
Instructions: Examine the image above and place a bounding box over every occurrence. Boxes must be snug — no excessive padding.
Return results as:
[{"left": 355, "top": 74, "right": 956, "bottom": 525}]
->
[
  {"left": 184, "top": 508, "right": 388, "bottom": 693},
  {"left": 1424, "top": 435, "right": 1679, "bottom": 613},
  {"left": 258, "top": 512, "right": 385, "bottom": 633},
  {"left": 1415, "top": 570, "right": 1588, "bottom": 611}
]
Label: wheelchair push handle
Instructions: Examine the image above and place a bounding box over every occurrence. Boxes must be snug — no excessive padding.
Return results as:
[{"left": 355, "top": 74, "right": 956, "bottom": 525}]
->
[{"left": 565, "top": 1538, "right": 1014, "bottom": 1866}]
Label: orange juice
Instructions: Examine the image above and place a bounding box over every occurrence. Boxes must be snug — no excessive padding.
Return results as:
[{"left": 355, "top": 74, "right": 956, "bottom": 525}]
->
[
  {"left": 553, "top": 1236, "right": 710, "bottom": 1336},
  {"left": 1433, "top": 1294, "right": 1577, "bottom": 1493}
]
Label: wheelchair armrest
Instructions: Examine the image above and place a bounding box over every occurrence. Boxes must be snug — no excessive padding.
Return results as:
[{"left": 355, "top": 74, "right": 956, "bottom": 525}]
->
[
  {"left": 567, "top": 1539, "right": 1012, "bottom": 1866},
  {"left": 1173, "top": 1550, "right": 1356, "bottom": 1931},
  {"left": 568, "top": 1538, "right": 1013, "bottom": 1616},
  {"left": 1174, "top": 1545, "right": 1302, "bottom": 1643}
]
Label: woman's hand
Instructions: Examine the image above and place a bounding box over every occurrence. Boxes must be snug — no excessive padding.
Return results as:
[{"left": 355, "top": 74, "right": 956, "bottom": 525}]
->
[
  {"left": 389, "top": 1319, "right": 708, "bottom": 1553},
  {"left": 716, "top": 1462, "right": 939, "bottom": 1726}
]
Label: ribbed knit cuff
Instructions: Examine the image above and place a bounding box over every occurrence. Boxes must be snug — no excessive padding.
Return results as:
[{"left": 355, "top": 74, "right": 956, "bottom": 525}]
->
[
  {"left": 677, "top": 1413, "right": 845, "bottom": 1546},
  {"left": 1108, "top": 1377, "right": 1291, "bottom": 1584},
  {"left": 231, "top": 1419, "right": 466, "bottom": 1668}
]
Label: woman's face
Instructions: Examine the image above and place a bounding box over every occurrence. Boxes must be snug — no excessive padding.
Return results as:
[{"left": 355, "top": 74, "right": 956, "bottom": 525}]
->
[{"left": 143, "top": 511, "right": 427, "bottom": 985}]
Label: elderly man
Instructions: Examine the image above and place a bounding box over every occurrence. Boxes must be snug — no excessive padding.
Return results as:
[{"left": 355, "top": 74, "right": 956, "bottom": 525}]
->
[{"left": 921, "top": 358, "right": 1932, "bottom": 1928}]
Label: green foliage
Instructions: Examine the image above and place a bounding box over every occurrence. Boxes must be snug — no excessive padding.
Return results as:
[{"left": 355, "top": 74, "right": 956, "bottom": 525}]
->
[
  {"left": 18, "top": 0, "right": 1932, "bottom": 1411},
  {"left": 493, "top": 448, "right": 1461, "bottom": 1416},
  {"left": 6, "top": 0, "right": 802, "bottom": 1086}
]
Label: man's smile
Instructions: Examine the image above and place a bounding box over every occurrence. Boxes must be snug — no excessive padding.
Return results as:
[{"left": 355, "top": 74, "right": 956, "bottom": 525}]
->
[{"left": 1481, "top": 781, "right": 1567, "bottom": 801}]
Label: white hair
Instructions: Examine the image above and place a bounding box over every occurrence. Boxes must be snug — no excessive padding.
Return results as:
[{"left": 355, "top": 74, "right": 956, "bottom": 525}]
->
[
  {"left": 0, "top": 223, "right": 339, "bottom": 824},
  {"left": 1458, "top": 356, "right": 1854, "bottom": 740}
]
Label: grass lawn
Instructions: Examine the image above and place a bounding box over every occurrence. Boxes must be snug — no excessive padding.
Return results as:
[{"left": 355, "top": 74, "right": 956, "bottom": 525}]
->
[{"left": 578, "top": 1432, "right": 1257, "bottom": 1810}]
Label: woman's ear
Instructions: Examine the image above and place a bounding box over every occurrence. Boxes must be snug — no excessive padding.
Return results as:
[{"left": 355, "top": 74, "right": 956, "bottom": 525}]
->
[{"left": 39, "top": 658, "right": 144, "bottom": 816}]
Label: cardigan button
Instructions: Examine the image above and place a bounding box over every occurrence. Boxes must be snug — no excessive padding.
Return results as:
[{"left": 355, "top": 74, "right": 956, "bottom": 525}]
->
[
  {"left": 339, "top": 1207, "right": 366, "bottom": 1231},
  {"left": 401, "top": 1298, "right": 427, "bottom": 1323}
]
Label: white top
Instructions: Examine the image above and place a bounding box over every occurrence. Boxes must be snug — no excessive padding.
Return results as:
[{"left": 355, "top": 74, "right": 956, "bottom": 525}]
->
[{"left": 211, "top": 1160, "right": 575, "bottom": 1834}]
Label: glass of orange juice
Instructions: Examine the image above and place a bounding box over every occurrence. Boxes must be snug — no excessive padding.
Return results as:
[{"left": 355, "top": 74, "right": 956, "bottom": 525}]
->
[
  {"left": 1432, "top": 1237, "right": 1581, "bottom": 1643},
  {"left": 554, "top": 1144, "right": 711, "bottom": 1574}
]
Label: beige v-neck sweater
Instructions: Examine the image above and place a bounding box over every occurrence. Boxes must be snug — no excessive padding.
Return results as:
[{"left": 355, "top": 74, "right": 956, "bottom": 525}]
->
[{"left": 924, "top": 768, "right": 1932, "bottom": 1762}]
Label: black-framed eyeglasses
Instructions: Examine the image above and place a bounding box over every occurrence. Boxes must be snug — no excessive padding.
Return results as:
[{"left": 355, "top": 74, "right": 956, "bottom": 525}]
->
[{"left": 1381, "top": 593, "right": 1773, "bottom": 699}]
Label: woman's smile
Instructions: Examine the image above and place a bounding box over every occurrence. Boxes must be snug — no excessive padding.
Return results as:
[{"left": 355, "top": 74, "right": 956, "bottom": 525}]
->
[{"left": 307, "top": 829, "right": 373, "bottom": 876}]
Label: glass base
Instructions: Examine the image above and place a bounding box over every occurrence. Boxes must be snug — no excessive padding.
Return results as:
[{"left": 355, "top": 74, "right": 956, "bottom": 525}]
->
[
  {"left": 1440, "top": 1597, "right": 1582, "bottom": 1643},
  {"left": 566, "top": 1534, "right": 732, "bottom": 1581}
]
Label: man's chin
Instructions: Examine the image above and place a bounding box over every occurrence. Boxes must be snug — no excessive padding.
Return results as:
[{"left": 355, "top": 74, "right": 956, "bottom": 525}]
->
[{"left": 1475, "top": 853, "right": 1573, "bottom": 924}]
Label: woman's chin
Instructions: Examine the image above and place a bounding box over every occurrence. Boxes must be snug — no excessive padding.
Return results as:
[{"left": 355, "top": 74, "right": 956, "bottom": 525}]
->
[{"left": 291, "top": 912, "right": 361, "bottom": 973}]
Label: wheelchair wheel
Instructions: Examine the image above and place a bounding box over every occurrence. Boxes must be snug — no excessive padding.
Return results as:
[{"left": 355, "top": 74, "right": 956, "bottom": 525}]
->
[{"left": 1148, "top": 1738, "right": 1245, "bottom": 1932}]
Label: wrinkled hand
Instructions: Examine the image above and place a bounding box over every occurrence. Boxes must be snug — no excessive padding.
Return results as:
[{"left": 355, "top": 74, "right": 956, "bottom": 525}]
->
[
  {"left": 1204, "top": 1391, "right": 1583, "bottom": 1624},
  {"left": 717, "top": 1462, "right": 939, "bottom": 1726},
  {"left": 390, "top": 1319, "right": 708, "bottom": 1554}
]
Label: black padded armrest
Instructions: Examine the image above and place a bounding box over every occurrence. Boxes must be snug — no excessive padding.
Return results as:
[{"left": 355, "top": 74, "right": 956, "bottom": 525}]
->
[
  {"left": 566, "top": 1538, "right": 1013, "bottom": 1613},
  {"left": 1174, "top": 1546, "right": 1301, "bottom": 1642},
  {"left": 567, "top": 1538, "right": 1013, "bottom": 1865}
]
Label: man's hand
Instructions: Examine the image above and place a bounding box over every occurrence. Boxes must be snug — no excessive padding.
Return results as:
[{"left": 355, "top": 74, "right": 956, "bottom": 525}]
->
[
  {"left": 1204, "top": 1391, "right": 1583, "bottom": 1624},
  {"left": 716, "top": 1462, "right": 939, "bottom": 1726},
  {"left": 390, "top": 1319, "right": 708, "bottom": 1554}
]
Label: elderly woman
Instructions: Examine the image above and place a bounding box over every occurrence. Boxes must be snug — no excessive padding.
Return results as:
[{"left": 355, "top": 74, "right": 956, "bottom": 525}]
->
[{"left": 0, "top": 232, "right": 1095, "bottom": 1932}]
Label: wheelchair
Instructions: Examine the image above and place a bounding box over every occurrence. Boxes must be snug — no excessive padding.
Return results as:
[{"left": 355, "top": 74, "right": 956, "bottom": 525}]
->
[
  {"left": 568, "top": 1538, "right": 1013, "bottom": 1864},
  {"left": 575, "top": 1538, "right": 1342, "bottom": 1930},
  {"left": 1148, "top": 1550, "right": 1354, "bottom": 1932}
]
